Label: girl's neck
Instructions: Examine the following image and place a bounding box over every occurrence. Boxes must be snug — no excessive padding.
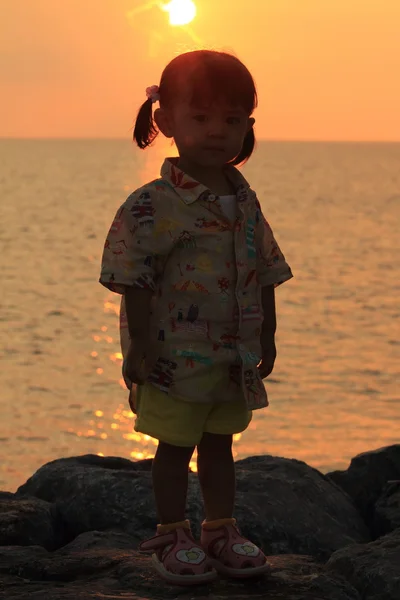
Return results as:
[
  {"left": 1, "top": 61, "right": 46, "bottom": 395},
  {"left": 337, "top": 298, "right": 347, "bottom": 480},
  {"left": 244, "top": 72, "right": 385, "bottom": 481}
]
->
[{"left": 176, "top": 157, "right": 235, "bottom": 196}]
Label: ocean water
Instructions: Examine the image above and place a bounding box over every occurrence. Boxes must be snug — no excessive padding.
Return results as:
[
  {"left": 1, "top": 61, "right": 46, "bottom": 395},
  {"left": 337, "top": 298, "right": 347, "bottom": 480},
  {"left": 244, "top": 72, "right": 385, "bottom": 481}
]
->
[{"left": 0, "top": 139, "right": 399, "bottom": 492}]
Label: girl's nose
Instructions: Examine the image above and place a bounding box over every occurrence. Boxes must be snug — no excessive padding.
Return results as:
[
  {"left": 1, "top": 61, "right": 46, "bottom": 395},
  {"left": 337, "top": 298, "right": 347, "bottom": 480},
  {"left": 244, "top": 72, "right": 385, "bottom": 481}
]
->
[{"left": 207, "top": 124, "right": 226, "bottom": 138}]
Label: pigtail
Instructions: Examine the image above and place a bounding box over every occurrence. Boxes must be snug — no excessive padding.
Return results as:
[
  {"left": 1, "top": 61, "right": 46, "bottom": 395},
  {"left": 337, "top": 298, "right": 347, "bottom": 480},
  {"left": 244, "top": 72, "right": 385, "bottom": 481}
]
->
[
  {"left": 133, "top": 98, "right": 159, "bottom": 149},
  {"left": 230, "top": 127, "right": 256, "bottom": 167}
]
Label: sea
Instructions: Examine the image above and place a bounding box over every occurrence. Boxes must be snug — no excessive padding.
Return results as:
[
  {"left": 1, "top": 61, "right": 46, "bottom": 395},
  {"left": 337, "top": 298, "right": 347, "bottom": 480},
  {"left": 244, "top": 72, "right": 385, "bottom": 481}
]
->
[{"left": 0, "top": 139, "right": 399, "bottom": 492}]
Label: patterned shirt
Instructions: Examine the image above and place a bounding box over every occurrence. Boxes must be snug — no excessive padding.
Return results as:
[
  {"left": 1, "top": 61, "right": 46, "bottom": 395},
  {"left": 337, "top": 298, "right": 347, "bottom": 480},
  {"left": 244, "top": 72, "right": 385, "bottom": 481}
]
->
[{"left": 99, "top": 157, "right": 293, "bottom": 410}]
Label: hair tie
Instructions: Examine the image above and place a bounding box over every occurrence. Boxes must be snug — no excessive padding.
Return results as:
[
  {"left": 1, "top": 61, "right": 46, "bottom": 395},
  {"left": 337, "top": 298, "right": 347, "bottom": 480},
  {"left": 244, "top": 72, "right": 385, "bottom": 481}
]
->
[{"left": 146, "top": 85, "right": 160, "bottom": 104}]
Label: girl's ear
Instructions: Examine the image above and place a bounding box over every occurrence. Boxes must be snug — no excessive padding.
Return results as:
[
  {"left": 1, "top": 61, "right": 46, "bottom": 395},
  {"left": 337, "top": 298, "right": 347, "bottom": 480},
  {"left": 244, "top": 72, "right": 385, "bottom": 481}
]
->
[
  {"left": 154, "top": 108, "right": 174, "bottom": 138},
  {"left": 247, "top": 117, "right": 255, "bottom": 132}
]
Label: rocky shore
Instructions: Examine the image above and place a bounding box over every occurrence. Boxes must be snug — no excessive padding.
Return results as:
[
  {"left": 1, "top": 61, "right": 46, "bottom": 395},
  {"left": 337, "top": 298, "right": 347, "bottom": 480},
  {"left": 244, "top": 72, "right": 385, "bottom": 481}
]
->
[{"left": 0, "top": 445, "right": 399, "bottom": 599}]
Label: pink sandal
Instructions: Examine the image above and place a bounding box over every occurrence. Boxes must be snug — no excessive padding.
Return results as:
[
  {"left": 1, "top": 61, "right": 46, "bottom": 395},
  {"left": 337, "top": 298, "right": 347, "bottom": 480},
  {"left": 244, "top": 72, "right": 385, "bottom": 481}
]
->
[
  {"left": 200, "top": 518, "right": 270, "bottom": 579},
  {"left": 139, "top": 520, "right": 217, "bottom": 586}
]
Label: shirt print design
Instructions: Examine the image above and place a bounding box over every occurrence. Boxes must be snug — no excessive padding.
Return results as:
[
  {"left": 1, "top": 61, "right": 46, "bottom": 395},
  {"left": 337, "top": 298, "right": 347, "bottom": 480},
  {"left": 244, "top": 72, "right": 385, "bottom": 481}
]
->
[{"left": 99, "top": 157, "right": 293, "bottom": 410}]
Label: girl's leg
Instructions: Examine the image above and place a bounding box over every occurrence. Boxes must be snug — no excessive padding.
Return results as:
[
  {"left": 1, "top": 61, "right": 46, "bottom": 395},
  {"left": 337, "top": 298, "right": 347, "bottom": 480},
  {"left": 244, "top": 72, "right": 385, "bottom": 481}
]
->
[
  {"left": 152, "top": 441, "right": 195, "bottom": 525},
  {"left": 197, "top": 433, "right": 235, "bottom": 521},
  {"left": 197, "top": 433, "right": 269, "bottom": 578}
]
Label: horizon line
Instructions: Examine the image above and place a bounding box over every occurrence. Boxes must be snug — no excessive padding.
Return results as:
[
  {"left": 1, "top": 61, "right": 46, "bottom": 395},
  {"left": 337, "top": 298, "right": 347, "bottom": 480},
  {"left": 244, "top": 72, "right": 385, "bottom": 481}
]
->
[{"left": 1, "top": 137, "right": 400, "bottom": 144}]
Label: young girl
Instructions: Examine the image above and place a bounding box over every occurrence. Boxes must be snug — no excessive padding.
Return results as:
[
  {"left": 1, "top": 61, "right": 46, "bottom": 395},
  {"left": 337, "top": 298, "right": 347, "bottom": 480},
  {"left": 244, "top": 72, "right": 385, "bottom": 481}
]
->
[{"left": 100, "top": 50, "right": 293, "bottom": 586}]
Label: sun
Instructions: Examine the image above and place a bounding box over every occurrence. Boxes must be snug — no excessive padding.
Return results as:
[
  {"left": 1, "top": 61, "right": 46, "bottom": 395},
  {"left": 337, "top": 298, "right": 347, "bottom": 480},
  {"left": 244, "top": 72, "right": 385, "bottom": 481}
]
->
[{"left": 161, "top": 0, "right": 197, "bottom": 26}]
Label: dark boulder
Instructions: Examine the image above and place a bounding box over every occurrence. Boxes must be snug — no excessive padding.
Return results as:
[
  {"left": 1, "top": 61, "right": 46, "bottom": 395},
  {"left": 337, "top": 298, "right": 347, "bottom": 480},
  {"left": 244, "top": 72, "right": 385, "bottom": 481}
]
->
[
  {"left": 17, "top": 453, "right": 369, "bottom": 560},
  {"left": 17, "top": 454, "right": 159, "bottom": 547},
  {"left": 0, "top": 493, "right": 62, "bottom": 551},
  {"left": 372, "top": 480, "right": 400, "bottom": 538},
  {"left": 0, "top": 447, "right": 397, "bottom": 599},
  {"left": 327, "top": 445, "right": 400, "bottom": 532},
  {"left": 234, "top": 455, "right": 370, "bottom": 560},
  {"left": 0, "top": 540, "right": 360, "bottom": 600},
  {"left": 326, "top": 527, "right": 400, "bottom": 600}
]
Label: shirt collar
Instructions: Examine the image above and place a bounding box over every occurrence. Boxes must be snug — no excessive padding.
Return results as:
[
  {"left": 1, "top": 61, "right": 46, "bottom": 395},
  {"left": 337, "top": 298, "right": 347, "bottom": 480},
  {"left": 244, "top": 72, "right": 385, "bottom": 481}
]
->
[{"left": 160, "top": 157, "right": 250, "bottom": 205}]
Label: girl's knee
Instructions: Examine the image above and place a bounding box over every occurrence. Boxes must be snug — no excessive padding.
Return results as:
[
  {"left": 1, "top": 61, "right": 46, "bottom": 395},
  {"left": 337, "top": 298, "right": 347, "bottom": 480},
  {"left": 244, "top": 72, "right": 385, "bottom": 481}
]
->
[
  {"left": 197, "top": 432, "right": 233, "bottom": 456},
  {"left": 156, "top": 441, "right": 195, "bottom": 464}
]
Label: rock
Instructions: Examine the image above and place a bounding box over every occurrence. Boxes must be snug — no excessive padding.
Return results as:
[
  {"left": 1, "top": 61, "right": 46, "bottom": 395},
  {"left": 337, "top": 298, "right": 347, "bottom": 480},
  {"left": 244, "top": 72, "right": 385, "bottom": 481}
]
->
[
  {"left": 56, "top": 530, "right": 138, "bottom": 553},
  {"left": 326, "top": 528, "right": 400, "bottom": 600},
  {"left": 373, "top": 480, "right": 400, "bottom": 538},
  {"left": 0, "top": 449, "right": 396, "bottom": 598},
  {"left": 0, "top": 543, "right": 48, "bottom": 571},
  {"left": 0, "top": 492, "right": 15, "bottom": 500},
  {"left": 0, "top": 540, "right": 361, "bottom": 600},
  {"left": 233, "top": 455, "right": 370, "bottom": 560},
  {"left": 16, "top": 454, "right": 369, "bottom": 560},
  {"left": 0, "top": 493, "right": 62, "bottom": 551},
  {"left": 327, "top": 445, "right": 400, "bottom": 532},
  {"left": 17, "top": 455, "right": 159, "bottom": 547}
]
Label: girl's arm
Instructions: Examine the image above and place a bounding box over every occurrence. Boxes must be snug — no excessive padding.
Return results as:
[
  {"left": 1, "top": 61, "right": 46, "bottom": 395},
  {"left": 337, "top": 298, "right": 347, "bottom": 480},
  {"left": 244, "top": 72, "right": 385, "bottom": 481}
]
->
[
  {"left": 125, "top": 287, "right": 153, "bottom": 339},
  {"left": 123, "top": 286, "right": 154, "bottom": 385},
  {"left": 99, "top": 189, "right": 174, "bottom": 384},
  {"left": 253, "top": 196, "right": 293, "bottom": 378},
  {"left": 253, "top": 197, "right": 293, "bottom": 290},
  {"left": 259, "top": 285, "right": 277, "bottom": 379},
  {"left": 261, "top": 284, "right": 276, "bottom": 337}
]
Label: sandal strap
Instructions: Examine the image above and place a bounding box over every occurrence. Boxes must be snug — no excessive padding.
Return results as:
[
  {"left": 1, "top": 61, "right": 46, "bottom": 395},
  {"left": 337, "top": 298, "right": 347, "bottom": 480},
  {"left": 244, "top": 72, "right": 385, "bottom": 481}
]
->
[
  {"left": 206, "top": 528, "right": 231, "bottom": 559},
  {"left": 202, "top": 517, "right": 236, "bottom": 530},
  {"left": 139, "top": 520, "right": 192, "bottom": 553},
  {"left": 139, "top": 531, "right": 176, "bottom": 552},
  {"left": 157, "top": 519, "right": 190, "bottom": 534}
]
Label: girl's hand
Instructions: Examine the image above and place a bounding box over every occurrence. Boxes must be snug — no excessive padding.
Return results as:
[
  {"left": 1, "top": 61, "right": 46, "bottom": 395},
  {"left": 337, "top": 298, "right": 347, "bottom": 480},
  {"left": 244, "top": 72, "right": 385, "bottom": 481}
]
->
[
  {"left": 258, "top": 333, "right": 277, "bottom": 379},
  {"left": 123, "top": 338, "right": 149, "bottom": 385},
  {"left": 123, "top": 288, "right": 154, "bottom": 386}
]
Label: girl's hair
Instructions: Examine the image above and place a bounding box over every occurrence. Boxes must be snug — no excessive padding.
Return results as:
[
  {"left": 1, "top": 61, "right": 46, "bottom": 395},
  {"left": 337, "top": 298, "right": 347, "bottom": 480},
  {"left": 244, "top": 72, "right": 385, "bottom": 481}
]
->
[{"left": 133, "top": 50, "right": 258, "bottom": 166}]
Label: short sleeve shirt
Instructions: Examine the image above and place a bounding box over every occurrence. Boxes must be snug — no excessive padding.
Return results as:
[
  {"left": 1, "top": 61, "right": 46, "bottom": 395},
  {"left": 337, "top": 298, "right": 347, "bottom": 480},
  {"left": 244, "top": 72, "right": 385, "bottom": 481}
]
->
[{"left": 99, "top": 157, "right": 293, "bottom": 410}]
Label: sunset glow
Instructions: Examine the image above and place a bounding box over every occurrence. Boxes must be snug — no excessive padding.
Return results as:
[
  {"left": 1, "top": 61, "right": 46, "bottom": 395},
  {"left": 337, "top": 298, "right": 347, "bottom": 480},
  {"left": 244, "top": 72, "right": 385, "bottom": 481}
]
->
[
  {"left": 1, "top": 1, "right": 400, "bottom": 140},
  {"left": 161, "top": 0, "right": 197, "bottom": 26}
]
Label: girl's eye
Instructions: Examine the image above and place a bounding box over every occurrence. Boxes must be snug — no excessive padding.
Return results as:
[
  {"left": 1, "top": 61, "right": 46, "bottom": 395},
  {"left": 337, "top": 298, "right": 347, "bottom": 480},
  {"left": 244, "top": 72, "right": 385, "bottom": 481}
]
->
[
  {"left": 193, "top": 115, "right": 207, "bottom": 122},
  {"left": 227, "top": 116, "right": 241, "bottom": 125}
]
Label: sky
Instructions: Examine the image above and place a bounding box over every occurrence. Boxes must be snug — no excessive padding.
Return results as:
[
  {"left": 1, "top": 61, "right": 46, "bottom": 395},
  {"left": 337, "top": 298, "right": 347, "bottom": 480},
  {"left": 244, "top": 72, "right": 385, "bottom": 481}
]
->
[{"left": 1, "top": 0, "right": 400, "bottom": 141}]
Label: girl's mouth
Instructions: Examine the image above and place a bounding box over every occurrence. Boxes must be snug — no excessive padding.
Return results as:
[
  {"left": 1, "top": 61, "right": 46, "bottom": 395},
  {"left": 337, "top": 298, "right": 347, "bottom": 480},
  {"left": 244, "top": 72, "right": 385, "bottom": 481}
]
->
[{"left": 203, "top": 146, "right": 225, "bottom": 152}]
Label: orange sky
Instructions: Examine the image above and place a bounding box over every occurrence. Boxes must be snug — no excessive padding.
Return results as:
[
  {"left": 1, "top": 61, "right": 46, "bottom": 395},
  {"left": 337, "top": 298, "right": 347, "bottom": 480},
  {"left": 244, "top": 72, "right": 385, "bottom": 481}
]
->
[{"left": 1, "top": 0, "right": 399, "bottom": 141}]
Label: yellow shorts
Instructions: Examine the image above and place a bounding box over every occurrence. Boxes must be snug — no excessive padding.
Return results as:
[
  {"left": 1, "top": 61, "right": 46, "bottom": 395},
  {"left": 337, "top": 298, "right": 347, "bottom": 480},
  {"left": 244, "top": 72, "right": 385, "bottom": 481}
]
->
[{"left": 134, "top": 383, "right": 252, "bottom": 447}]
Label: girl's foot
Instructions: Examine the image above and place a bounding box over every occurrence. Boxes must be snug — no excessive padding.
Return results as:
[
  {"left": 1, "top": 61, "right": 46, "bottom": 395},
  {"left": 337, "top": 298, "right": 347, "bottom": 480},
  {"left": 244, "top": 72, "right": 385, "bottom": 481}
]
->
[
  {"left": 139, "top": 520, "right": 217, "bottom": 586},
  {"left": 200, "top": 518, "right": 270, "bottom": 579}
]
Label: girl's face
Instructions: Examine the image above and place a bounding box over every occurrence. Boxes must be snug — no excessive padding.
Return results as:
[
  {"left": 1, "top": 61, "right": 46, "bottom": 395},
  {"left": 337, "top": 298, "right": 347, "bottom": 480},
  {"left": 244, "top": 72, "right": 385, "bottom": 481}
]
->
[{"left": 155, "top": 99, "right": 255, "bottom": 168}]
